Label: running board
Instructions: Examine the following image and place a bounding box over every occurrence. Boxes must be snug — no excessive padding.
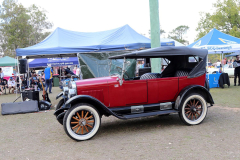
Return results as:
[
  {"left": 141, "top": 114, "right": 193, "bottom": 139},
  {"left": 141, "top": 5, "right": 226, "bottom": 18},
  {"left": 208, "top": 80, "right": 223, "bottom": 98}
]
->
[{"left": 120, "top": 109, "right": 178, "bottom": 119}]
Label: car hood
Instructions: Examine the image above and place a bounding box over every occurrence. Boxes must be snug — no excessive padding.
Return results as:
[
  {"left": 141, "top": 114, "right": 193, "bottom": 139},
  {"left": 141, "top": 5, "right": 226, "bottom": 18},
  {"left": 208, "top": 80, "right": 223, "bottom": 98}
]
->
[{"left": 75, "top": 76, "right": 118, "bottom": 88}]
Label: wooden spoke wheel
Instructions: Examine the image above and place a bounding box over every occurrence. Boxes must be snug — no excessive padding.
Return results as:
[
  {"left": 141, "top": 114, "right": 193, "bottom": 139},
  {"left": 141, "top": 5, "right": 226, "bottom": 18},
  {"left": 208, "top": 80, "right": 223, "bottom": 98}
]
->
[
  {"left": 179, "top": 94, "right": 207, "bottom": 125},
  {"left": 70, "top": 110, "right": 95, "bottom": 135},
  {"left": 63, "top": 103, "right": 101, "bottom": 141}
]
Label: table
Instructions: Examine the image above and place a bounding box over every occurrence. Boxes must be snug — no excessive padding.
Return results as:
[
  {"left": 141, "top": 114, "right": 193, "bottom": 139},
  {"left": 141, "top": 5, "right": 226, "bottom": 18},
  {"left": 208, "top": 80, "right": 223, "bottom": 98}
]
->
[{"left": 206, "top": 73, "right": 222, "bottom": 88}]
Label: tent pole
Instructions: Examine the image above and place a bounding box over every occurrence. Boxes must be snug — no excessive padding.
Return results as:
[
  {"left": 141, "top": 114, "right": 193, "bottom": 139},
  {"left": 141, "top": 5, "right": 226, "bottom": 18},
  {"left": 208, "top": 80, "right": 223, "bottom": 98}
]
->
[
  {"left": 222, "top": 52, "right": 224, "bottom": 72},
  {"left": 15, "top": 57, "right": 17, "bottom": 98},
  {"left": 17, "top": 57, "right": 22, "bottom": 102},
  {"left": 207, "top": 55, "right": 209, "bottom": 81},
  {"left": 28, "top": 59, "right": 30, "bottom": 88}
]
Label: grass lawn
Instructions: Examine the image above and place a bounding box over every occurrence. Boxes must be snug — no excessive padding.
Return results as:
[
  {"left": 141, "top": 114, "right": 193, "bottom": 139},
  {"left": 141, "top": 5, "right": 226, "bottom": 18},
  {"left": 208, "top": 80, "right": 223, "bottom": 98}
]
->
[{"left": 210, "top": 77, "right": 240, "bottom": 108}]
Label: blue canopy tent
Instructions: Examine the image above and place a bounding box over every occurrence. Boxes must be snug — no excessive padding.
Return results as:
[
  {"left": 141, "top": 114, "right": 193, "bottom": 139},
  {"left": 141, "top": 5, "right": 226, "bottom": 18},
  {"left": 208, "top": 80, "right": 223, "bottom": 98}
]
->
[
  {"left": 188, "top": 28, "right": 240, "bottom": 54},
  {"left": 16, "top": 25, "right": 176, "bottom": 58},
  {"left": 225, "top": 51, "right": 240, "bottom": 57},
  {"left": 188, "top": 28, "right": 240, "bottom": 87},
  {"left": 29, "top": 57, "right": 79, "bottom": 68}
]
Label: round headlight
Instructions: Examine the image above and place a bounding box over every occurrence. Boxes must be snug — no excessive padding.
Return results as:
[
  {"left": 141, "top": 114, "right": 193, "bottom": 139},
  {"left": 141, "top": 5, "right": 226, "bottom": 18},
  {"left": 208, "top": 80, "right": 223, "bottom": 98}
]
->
[
  {"left": 68, "top": 81, "right": 76, "bottom": 90},
  {"left": 63, "top": 87, "right": 69, "bottom": 96},
  {"left": 68, "top": 89, "right": 76, "bottom": 98}
]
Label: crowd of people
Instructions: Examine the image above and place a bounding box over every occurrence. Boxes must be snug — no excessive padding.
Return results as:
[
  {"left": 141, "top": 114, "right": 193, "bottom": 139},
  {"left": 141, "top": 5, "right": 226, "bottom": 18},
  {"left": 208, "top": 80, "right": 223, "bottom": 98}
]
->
[
  {"left": 208, "top": 55, "right": 240, "bottom": 86},
  {"left": 209, "top": 58, "right": 236, "bottom": 68},
  {"left": 0, "top": 64, "right": 82, "bottom": 95}
]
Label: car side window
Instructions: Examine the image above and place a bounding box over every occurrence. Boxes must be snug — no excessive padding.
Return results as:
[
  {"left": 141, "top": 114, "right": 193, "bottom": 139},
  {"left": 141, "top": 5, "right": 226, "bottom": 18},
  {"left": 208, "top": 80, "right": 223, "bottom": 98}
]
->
[{"left": 189, "top": 56, "right": 199, "bottom": 63}]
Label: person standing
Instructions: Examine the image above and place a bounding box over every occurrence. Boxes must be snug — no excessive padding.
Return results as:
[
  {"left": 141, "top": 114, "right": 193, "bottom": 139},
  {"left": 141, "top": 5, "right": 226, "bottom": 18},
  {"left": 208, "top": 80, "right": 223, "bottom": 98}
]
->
[
  {"left": 73, "top": 66, "right": 77, "bottom": 74},
  {"left": 141, "top": 60, "right": 145, "bottom": 68},
  {"left": 221, "top": 58, "right": 227, "bottom": 65},
  {"left": 233, "top": 55, "right": 240, "bottom": 86},
  {"left": 44, "top": 64, "right": 53, "bottom": 93},
  {"left": 216, "top": 60, "right": 221, "bottom": 68},
  {"left": 0, "top": 68, "right": 4, "bottom": 81},
  {"left": 227, "top": 59, "right": 232, "bottom": 68}
]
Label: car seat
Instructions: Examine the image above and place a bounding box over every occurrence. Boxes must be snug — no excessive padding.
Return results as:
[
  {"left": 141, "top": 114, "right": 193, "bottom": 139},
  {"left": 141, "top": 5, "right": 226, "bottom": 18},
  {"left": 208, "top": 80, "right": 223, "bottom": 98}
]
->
[
  {"left": 174, "top": 70, "right": 189, "bottom": 77},
  {"left": 140, "top": 73, "right": 161, "bottom": 80}
]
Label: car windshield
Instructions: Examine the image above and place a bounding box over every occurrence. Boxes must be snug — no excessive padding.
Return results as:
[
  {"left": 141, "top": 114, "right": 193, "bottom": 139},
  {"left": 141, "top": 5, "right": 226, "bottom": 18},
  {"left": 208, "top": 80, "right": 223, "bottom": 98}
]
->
[{"left": 110, "top": 59, "right": 136, "bottom": 79}]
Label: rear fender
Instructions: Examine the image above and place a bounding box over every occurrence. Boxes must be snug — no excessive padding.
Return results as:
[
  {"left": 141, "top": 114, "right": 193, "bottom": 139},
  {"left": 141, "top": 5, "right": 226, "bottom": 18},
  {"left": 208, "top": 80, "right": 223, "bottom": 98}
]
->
[{"left": 175, "top": 85, "right": 214, "bottom": 110}]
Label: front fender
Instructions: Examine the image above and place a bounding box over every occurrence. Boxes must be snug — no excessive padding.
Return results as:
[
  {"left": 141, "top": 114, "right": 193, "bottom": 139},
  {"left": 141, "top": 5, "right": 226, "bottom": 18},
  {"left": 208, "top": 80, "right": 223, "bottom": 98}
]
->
[
  {"left": 65, "top": 95, "right": 126, "bottom": 119},
  {"left": 175, "top": 85, "right": 214, "bottom": 110}
]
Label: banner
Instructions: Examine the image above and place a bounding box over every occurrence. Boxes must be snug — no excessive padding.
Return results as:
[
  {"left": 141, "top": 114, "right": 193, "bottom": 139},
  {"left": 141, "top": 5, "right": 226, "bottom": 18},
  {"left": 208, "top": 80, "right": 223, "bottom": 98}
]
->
[{"left": 2, "top": 67, "right": 13, "bottom": 76}]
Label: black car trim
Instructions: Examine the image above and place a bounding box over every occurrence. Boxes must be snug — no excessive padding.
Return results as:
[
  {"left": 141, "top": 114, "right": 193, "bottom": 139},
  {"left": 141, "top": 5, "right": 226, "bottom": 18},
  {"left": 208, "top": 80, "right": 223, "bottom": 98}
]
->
[
  {"left": 110, "top": 102, "right": 175, "bottom": 115},
  {"left": 64, "top": 95, "right": 177, "bottom": 119}
]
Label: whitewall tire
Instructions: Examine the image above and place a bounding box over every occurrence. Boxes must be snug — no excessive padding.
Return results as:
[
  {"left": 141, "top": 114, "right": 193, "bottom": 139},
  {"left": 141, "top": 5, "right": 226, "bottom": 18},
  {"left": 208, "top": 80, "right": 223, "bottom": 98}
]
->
[
  {"left": 63, "top": 103, "right": 101, "bottom": 141},
  {"left": 179, "top": 94, "right": 207, "bottom": 125}
]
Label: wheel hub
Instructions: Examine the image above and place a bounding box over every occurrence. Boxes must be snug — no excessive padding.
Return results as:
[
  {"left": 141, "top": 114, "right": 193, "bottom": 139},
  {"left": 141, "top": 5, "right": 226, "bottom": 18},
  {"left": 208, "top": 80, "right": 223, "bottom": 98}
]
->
[
  {"left": 79, "top": 118, "right": 86, "bottom": 126},
  {"left": 190, "top": 106, "right": 197, "bottom": 112}
]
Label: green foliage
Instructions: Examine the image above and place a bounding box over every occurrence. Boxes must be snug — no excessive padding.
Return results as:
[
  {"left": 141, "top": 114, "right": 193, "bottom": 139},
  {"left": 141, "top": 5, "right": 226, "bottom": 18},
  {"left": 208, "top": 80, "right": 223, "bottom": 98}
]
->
[
  {"left": 168, "top": 25, "right": 189, "bottom": 45},
  {"left": 196, "top": 0, "right": 240, "bottom": 40},
  {"left": 0, "top": 0, "right": 53, "bottom": 57},
  {"left": 28, "top": 4, "right": 52, "bottom": 46}
]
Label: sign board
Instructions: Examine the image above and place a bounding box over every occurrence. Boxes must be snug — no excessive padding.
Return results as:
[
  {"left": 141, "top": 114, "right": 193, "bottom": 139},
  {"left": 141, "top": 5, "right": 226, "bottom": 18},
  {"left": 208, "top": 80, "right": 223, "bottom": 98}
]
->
[{"left": 2, "top": 67, "right": 13, "bottom": 76}]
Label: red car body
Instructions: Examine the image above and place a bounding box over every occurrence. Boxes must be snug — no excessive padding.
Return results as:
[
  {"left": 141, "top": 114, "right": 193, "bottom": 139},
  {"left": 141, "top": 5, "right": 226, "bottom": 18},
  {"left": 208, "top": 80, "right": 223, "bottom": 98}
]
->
[{"left": 75, "top": 74, "right": 205, "bottom": 108}]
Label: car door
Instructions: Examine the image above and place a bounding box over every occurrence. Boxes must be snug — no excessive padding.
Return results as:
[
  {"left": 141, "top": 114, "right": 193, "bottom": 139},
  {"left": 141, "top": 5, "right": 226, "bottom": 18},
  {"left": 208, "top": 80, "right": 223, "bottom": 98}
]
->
[
  {"left": 158, "top": 77, "right": 179, "bottom": 102},
  {"left": 122, "top": 79, "right": 148, "bottom": 105}
]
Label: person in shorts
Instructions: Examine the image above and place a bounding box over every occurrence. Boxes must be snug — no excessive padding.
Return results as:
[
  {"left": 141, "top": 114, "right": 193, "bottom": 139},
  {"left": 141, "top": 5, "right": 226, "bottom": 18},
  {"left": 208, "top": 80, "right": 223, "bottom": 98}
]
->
[{"left": 8, "top": 77, "right": 16, "bottom": 93}]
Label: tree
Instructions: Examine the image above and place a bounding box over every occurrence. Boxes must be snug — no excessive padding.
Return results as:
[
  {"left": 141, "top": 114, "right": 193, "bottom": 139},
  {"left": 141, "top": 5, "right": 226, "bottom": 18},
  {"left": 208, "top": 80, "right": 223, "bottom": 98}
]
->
[
  {"left": 28, "top": 4, "right": 52, "bottom": 46},
  {"left": 196, "top": 0, "right": 240, "bottom": 40},
  {"left": 0, "top": 0, "right": 52, "bottom": 57},
  {"left": 0, "top": 0, "right": 31, "bottom": 56},
  {"left": 168, "top": 25, "right": 189, "bottom": 45}
]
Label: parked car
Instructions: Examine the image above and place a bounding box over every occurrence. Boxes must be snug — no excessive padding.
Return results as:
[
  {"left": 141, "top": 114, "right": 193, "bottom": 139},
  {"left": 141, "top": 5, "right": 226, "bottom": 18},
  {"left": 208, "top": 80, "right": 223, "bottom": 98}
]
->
[
  {"left": 207, "top": 64, "right": 234, "bottom": 76},
  {"left": 54, "top": 46, "right": 214, "bottom": 141}
]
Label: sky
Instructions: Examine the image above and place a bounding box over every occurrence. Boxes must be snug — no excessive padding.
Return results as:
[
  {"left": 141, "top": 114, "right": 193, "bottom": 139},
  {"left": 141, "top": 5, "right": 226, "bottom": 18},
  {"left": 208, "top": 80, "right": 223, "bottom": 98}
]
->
[{"left": 9, "top": 0, "right": 218, "bottom": 44}]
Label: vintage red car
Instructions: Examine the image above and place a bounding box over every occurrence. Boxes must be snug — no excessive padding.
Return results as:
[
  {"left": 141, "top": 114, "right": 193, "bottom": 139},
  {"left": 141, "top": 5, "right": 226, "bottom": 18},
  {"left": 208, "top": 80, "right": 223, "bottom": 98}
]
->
[{"left": 54, "top": 46, "right": 214, "bottom": 141}]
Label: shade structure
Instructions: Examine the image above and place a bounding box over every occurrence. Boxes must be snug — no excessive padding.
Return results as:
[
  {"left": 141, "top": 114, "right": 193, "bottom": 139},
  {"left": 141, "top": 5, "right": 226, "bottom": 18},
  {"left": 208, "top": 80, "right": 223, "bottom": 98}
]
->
[
  {"left": 16, "top": 25, "right": 179, "bottom": 58},
  {"left": 188, "top": 28, "right": 240, "bottom": 53},
  {"left": 29, "top": 57, "right": 79, "bottom": 68},
  {"left": 0, "top": 56, "right": 17, "bottom": 67},
  {"left": 16, "top": 25, "right": 150, "bottom": 57}
]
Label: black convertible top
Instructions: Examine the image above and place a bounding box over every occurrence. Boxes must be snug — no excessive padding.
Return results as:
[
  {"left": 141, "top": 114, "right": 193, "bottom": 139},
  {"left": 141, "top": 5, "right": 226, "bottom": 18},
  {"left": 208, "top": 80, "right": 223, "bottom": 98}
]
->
[
  {"left": 109, "top": 46, "right": 208, "bottom": 59},
  {"left": 109, "top": 46, "right": 208, "bottom": 79}
]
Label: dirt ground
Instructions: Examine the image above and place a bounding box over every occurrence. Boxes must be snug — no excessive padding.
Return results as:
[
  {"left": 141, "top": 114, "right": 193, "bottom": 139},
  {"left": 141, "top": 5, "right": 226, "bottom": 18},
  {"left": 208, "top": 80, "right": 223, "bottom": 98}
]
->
[{"left": 0, "top": 81, "right": 240, "bottom": 160}]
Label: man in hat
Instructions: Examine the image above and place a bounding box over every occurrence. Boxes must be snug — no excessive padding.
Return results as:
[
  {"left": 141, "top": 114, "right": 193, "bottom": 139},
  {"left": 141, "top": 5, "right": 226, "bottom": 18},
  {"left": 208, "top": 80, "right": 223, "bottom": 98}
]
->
[{"left": 8, "top": 77, "right": 16, "bottom": 93}]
